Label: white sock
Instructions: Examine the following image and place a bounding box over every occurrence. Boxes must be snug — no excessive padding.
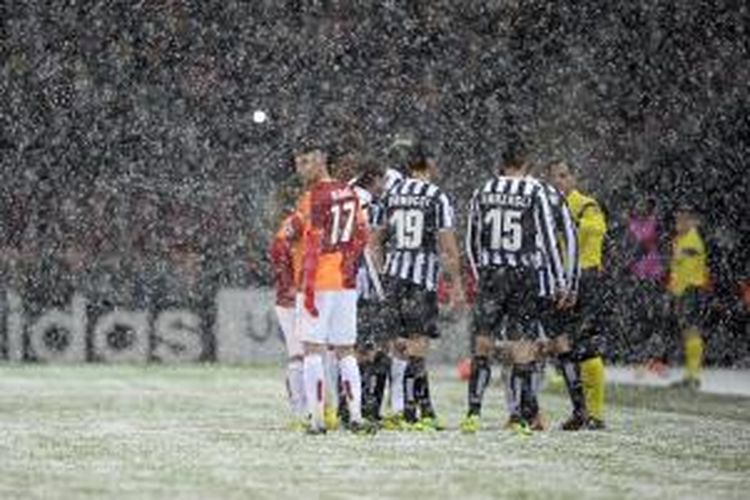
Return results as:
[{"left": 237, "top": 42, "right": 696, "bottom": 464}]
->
[
  {"left": 287, "top": 359, "right": 306, "bottom": 418},
  {"left": 303, "top": 353, "right": 325, "bottom": 429},
  {"left": 390, "top": 357, "right": 407, "bottom": 414},
  {"left": 339, "top": 355, "right": 363, "bottom": 423},
  {"left": 324, "top": 349, "right": 339, "bottom": 412}
]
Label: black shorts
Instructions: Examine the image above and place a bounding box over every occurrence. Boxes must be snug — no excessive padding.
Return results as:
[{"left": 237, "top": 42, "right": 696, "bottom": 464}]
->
[
  {"left": 566, "top": 270, "right": 608, "bottom": 360},
  {"left": 356, "top": 298, "right": 390, "bottom": 350},
  {"left": 472, "top": 267, "right": 541, "bottom": 341},
  {"left": 383, "top": 278, "right": 440, "bottom": 339}
]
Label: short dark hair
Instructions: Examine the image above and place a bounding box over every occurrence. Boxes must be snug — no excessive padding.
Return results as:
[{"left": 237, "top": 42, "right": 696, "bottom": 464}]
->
[
  {"left": 405, "top": 143, "right": 431, "bottom": 173},
  {"left": 544, "top": 159, "right": 575, "bottom": 176},
  {"left": 354, "top": 159, "right": 385, "bottom": 189},
  {"left": 501, "top": 141, "right": 528, "bottom": 172}
]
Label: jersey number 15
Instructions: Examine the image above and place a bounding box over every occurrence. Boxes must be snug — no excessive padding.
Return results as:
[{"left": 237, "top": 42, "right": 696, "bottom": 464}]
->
[{"left": 484, "top": 208, "right": 522, "bottom": 251}]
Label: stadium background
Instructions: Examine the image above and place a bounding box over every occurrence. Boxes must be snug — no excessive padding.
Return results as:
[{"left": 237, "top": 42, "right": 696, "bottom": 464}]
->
[{"left": 1, "top": 1, "right": 748, "bottom": 364}]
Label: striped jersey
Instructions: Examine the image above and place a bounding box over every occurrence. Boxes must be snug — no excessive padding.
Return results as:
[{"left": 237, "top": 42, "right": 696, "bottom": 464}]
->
[
  {"left": 375, "top": 176, "right": 455, "bottom": 291},
  {"left": 538, "top": 181, "right": 580, "bottom": 297},
  {"left": 466, "top": 175, "right": 566, "bottom": 294}
]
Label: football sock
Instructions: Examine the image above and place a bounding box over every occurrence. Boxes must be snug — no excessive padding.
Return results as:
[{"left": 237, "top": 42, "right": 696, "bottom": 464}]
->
[
  {"left": 287, "top": 359, "right": 306, "bottom": 418},
  {"left": 580, "top": 356, "right": 606, "bottom": 422},
  {"left": 359, "top": 359, "right": 376, "bottom": 420},
  {"left": 303, "top": 353, "right": 325, "bottom": 430},
  {"left": 684, "top": 328, "right": 704, "bottom": 382},
  {"left": 413, "top": 358, "right": 435, "bottom": 419},
  {"left": 339, "top": 355, "right": 363, "bottom": 424},
  {"left": 511, "top": 363, "right": 536, "bottom": 421},
  {"left": 467, "top": 356, "right": 491, "bottom": 416},
  {"left": 372, "top": 351, "right": 391, "bottom": 420},
  {"left": 558, "top": 352, "right": 586, "bottom": 417},
  {"left": 403, "top": 356, "right": 425, "bottom": 422},
  {"left": 390, "top": 356, "right": 407, "bottom": 415},
  {"left": 324, "top": 349, "right": 339, "bottom": 413},
  {"left": 502, "top": 365, "right": 517, "bottom": 416}
]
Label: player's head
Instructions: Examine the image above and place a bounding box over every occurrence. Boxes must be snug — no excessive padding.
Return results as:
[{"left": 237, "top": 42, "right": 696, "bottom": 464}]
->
[
  {"left": 294, "top": 146, "right": 329, "bottom": 184},
  {"left": 354, "top": 159, "right": 386, "bottom": 196},
  {"left": 545, "top": 160, "right": 576, "bottom": 194},
  {"left": 675, "top": 204, "right": 700, "bottom": 235},
  {"left": 500, "top": 142, "right": 530, "bottom": 176},
  {"left": 405, "top": 143, "right": 437, "bottom": 180}
]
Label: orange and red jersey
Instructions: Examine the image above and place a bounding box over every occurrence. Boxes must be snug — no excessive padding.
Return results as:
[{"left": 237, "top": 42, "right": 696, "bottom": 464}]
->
[
  {"left": 269, "top": 213, "right": 304, "bottom": 307},
  {"left": 295, "top": 179, "right": 368, "bottom": 314}
]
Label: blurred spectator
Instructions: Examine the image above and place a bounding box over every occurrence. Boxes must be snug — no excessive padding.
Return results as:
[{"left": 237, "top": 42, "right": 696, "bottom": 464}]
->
[{"left": 667, "top": 206, "right": 710, "bottom": 389}]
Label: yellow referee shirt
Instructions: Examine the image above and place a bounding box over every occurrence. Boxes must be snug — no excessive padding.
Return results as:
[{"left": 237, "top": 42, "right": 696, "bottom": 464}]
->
[
  {"left": 668, "top": 228, "right": 709, "bottom": 297},
  {"left": 566, "top": 189, "right": 607, "bottom": 271}
]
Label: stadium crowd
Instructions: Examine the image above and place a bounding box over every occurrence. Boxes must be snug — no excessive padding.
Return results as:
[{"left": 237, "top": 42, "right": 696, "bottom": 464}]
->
[{"left": 1, "top": 2, "right": 747, "bottom": 365}]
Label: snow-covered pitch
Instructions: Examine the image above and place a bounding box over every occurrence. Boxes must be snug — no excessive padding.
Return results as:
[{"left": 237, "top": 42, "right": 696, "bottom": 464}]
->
[{"left": 1, "top": 365, "right": 748, "bottom": 499}]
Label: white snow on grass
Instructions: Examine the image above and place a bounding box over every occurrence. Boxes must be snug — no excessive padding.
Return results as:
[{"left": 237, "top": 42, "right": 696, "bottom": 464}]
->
[{"left": 1, "top": 364, "right": 748, "bottom": 499}]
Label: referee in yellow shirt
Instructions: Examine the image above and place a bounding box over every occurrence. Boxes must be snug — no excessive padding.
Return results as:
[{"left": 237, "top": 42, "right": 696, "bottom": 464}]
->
[
  {"left": 668, "top": 205, "right": 710, "bottom": 390},
  {"left": 548, "top": 161, "right": 608, "bottom": 429}
]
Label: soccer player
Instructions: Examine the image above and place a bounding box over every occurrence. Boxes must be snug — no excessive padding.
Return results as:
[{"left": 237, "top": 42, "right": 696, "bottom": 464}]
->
[
  {"left": 536, "top": 169, "right": 585, "bottom": 430},
  {"left": 347, "top": 159, "right": 390, "bottom": 423},
  {"left": 371, "top": 145, "right": 464, "bottom": 430},
  {"left": 293, "top": 146, "right": 371, "bottom": 434},
  {"left": 547, "top": 160, "right": 609, "bottom": 429},
  {"left": 667, "top": 205, "right": 710, "bottom": 390},
  {"left": 462, "top": 147, "right": 566, "bottom": 433},
  {"left": 269, "top": 183, "right": 307, "bottom": 427}
]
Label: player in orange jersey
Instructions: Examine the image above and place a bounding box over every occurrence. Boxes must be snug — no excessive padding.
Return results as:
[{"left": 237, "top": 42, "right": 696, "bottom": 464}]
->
[{"left": 294, "top": 146, "right": 372, "bottom": 434}]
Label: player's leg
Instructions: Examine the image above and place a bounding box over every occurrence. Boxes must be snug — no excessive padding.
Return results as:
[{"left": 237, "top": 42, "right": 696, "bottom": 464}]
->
[
  {"left": 678, "top": 291, "right": 705, "bottom": 389},
  {"left": 547, "top": 300, "right": 588, "bottom": 430},
  {"left": 461, "top": 269, "right": 501, "bottom": 432},
  {"left": 298, "top": 292, "right": 333, "bottom": 434},
  {"left": 329, "top": 290, "right": 373, "bottom": 432},
  {"left": 402, "top": 287, "right": 443, "bottom": 429},
  {"left": 577, "top": 276, "right": 608, "bottom": 429},
  {"left": 274, "top": 305, "right": 306, "bottom": 426},
  {"left": 369, "top": 348, "right": 391, "bottom": 422},
  {"left": 384, "top": 339, "right": 408, "bottom": 429}
]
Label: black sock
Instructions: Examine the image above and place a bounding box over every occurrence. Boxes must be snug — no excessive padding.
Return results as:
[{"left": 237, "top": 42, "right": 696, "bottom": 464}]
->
[
  {"left": 511, "top": 363, "right": 536, "bottom": 421},
  {"left": 415, "top": 363, "right": 435, "bottom": 419},
  {"left": 359, "top": 360, "right": 375, "bottom": 420},
  {"left": 468, "top": 356, "right": 492, "bottom": 417},
  {"left": 338, "top": 374, "right": 350, "bottom": 425},
  {"left": 558, "top": 352, "right": 586, "bottom": 418},
  {"left": 372, "top": 352, "right": 391, "bottom": 421},
  {"left": 403, "top": 356, "right": 425, "bottom": 423}
]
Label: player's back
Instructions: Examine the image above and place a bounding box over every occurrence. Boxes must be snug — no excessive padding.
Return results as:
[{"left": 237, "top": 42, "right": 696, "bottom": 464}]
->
[
  {"left": 298, "top": 179, "right": 367, "bottom": 291},
  {"left": 468, "top": 175, "right": 547, "bottom": 269},
  {"left": 380, "top": 176, "right": 454, "bottom": 291}
]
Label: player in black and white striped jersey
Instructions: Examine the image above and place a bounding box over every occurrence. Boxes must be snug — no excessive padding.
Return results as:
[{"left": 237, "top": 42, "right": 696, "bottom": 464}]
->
[
  {"left": 371, "top": 146, "right": 465, "bottom": 429},
  {"left": 535, "top": 172, "right": 589, "bottom": 430},
  {"left": 461, "top": 146, "right": 567, "bottom": 434}
]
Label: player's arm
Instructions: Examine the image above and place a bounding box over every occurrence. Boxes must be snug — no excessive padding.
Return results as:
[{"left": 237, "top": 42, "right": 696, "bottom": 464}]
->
[
  {"left": 536, "top": 187, "right": 567, "bottom": 295},
  {"left": 436, "top": 192, "right": 465, "bottom": 309},
  {"left": 269, "top": 216, "right": 299, "bottom": 307},
  {"left": 464, "top": 189, "right": 481, "bottom": 281},
  {"left": 368, "top": 201, "right": 387, "bottom": 272},
  {"left": 559, "top": 199, "right": 580, "bottom": 305}
]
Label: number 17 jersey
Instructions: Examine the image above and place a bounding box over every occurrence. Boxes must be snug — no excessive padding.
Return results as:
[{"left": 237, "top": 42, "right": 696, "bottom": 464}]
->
[
  {"left": 375, "top": 177, "right": 455, "bottom": 291},
  {"left": 295, "top": 179, "right": 368, "bottom": 291}
]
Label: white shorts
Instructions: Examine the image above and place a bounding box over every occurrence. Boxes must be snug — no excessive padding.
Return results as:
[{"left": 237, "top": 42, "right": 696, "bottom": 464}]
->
[
  {"left": 296, "top": 290, "right": 357, "bottom": 346},
  {"left": 275, "top": 306, "right": 303, "bottom": 358}
]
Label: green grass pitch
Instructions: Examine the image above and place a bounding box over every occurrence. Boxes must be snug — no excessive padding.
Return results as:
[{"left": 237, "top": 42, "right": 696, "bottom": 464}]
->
[{"left": 1, "top": 364, "right": 749, "bottom": 499}]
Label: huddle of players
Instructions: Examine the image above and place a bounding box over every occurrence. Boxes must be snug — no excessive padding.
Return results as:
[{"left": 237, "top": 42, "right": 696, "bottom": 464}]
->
[{"left": 271, "top": 141, "right": 607, "bottom": 434}]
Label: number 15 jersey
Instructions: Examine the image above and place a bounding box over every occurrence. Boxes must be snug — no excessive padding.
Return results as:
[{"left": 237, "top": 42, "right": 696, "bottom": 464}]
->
[
  {"left": 374, "top": 177, "right": 455, "bottom": 292},
  {"left": 466, "top": 175, "right": 566, "bottom": 293},
  {"left": 296, "top": 179, "right": 368, "bottom": 292}
]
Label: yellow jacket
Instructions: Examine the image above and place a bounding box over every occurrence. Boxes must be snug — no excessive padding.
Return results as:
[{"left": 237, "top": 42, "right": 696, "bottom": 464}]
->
[
  {"left": 668, "top": 228, "right": 709, "bottom": 296},
  {"left": 566, "top": 189, "right": 607, "bottom": 271}
]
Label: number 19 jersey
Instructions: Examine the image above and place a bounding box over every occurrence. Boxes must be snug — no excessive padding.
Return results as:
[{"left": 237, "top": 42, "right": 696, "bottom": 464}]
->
[{"left": 375, "top": 177, "right": 455, "bottom": 291}]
